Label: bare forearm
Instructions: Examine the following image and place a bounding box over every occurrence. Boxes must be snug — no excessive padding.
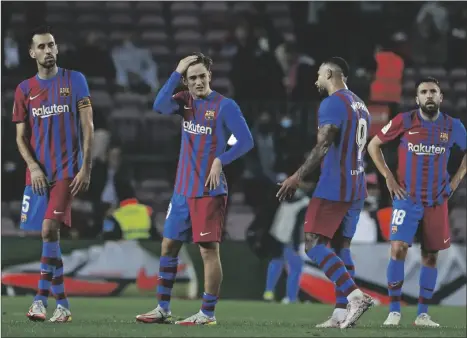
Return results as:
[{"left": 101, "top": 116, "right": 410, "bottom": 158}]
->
[
  {"left": 16, "top": 136, "right": 38, "bottom": 168},
  {"left": 295, "top": 145, "right": 328, "bottom": 181},
  {"left": 81, "top": 122, "right": 94, "bottom": 171},
  {"left": 451, "top": 154, "right": 467, "bottom": 187},
  {"left": 368, "top": 143, "right": 393, "bottom": 179}
]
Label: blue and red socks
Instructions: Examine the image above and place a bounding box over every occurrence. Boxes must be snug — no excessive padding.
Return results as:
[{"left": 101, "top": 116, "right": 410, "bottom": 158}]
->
[
  {"left": 387, "top": 258, "right": 405, "bottom": 313},
  {"left": 201, "top": 292, "right": 218, "bottom": 317},
  {"left": 335, "top": 248, "right": 355, "bottom": 309},
  {"left": 265, "top": 258, "right": 283, "bottom": 294},
  {"left": 35, "top": 241, "right": 58, "bottom": 307},
  {"left": 51, "top": 244, "right": 69, "bottom": 309},
  {"left": 306, "top": 244, "right": 357, "bottom": 297},
  {"left": 418, "top": 266, "right": 437, "bottom": 315},
  {"left": 157, "top": 256, "right": 178, "bottom": 312}
]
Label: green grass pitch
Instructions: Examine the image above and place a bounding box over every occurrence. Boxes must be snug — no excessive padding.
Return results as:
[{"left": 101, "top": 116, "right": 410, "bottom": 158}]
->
[{"left": 1, "top": 297, "right": 466, "bottom": 337}]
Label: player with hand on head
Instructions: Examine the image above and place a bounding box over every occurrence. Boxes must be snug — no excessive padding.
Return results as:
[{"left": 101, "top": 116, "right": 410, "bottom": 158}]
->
[
  {"left": 277, "top": 57, "right": 374, "bottom": 329},
  {"left": 367, "top": 77, "right": 466, "bottom": 327},
  {"left": 13, "top": 25, "right": 94, "bottom": 323},
  {"left": 135, "top": 53, "right": 254, "bottom": 325}
]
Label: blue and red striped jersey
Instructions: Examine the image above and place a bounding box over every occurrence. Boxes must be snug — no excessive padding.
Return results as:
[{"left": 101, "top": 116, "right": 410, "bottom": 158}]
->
[
  {"left": 12, "top": 67, "right": 91, "bottom": 185},
  {"left": 313, "top": 89, "right": 371, "bottom": 202},
  {"left": 153, "top": 72, "right": 254, "bottom": 197},
  {"left": 377, "top": 110, "right": 467, "bottom": 206}
]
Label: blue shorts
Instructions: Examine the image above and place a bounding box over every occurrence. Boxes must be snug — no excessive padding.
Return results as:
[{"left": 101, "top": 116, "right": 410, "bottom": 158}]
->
[
  {"left": 20, "top": 186, "right": 47, "bottom": 231},
  {"left": 163, "top": 193, "right": 227, "bottom": 243},
  {"left": 390, "top": 198, "right": 450, "bottom": 250}
]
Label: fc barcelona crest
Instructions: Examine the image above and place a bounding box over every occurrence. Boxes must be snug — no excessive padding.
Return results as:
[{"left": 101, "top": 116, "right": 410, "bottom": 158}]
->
[
  {"left": 204, "top": 110, "right": 215, "bottom": 120},
  {"left": 60, "top": 87, "right": 70, "bottom": 97},
  {"left": 439, "top": 132, "right": 449, "bottom": 143}
]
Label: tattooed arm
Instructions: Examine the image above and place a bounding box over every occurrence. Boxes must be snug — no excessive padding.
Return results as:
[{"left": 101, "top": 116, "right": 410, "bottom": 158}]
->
[
  {"left": 276, "top": 124, "right": 339, "bottom": 201},
  {"left": 295, "top": 124, "right": 340, "bottom": 181}
]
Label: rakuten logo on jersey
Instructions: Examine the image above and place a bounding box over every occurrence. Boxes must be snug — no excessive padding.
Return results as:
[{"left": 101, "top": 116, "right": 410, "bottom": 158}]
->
[
  {"left": 32, "top": 104, "right": 69, "bottom": 119},
  {"left": 183, "top": 120, "right": 212, "bottom": 135},
  {"left": 407, "top": 142, "right": 446, "bottom": 155}
]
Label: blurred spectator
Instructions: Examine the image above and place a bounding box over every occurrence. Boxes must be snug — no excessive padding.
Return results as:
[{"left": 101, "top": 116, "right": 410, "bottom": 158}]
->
[
  {"left": 274, "top": 114, "right": 303, "bottom": 178},
  {"left": 76, "top": 31, "right": 116, "bottom": 84},
  {"left": 111, "top": 33, "right": 159, "bottom": 94},
  {"left": 281, "top": 42, "right": 317, "bottom": 102},
  {"left": 412, "top": 1, "right": 449, "bottom": 65},
  {"left": 87, "top": 145, "right": 135, "bottom": 238},
  {"left": 3, "top": 29, "right": 20, "bottom": 72}
]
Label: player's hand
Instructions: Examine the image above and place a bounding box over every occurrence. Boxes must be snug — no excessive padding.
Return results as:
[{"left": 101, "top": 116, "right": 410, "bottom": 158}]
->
[
  {"left": 175, "top": 55, "right": 199, "bottom": 74},
  {"left": 205, "top": 158, "right": 222, "bottom": 191},
  {"left": 385, "top": 175, "right": 408, "bottom": 200},
  {"left": 70, "top": 168, "right": 91, "bottom": 197},
  {"left": 276, "top": 174, "right": 300, "bottom": 202},
  {"left": 29, "top": 164, "right": 49, "bottom": 196}
]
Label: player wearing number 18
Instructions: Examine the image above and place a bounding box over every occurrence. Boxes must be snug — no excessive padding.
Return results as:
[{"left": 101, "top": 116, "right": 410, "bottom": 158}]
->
[
  {"left": 276, "top": 57, "right": 374, "bottom": 329},
  {"left": 368, "top": 77, "right": 466, "bottom": 327}
]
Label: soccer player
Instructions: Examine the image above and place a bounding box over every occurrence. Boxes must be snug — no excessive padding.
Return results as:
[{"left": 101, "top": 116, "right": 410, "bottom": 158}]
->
[
  {"left": 136, "top": 53, "right": 254, "bottom": 325},
  {"left": 367, "top": 77, "right": 466, "bottom": 327},
  {"left": 12, "top": 25, "right": 94, "bottom": 323},
  {"left": 277, "top": 57, "right": 374, "bottom": 329}
]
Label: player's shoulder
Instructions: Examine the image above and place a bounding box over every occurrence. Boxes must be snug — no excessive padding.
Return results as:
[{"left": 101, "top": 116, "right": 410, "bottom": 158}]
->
[
  {"left": 16, "top": 75, "right": 37, "bottom": 94},
  {"left": 66, "top": 68, "right": 87, "bottom": 81},
  {"left": 441, "top": 112, "right": 464, "bottom": 129}
]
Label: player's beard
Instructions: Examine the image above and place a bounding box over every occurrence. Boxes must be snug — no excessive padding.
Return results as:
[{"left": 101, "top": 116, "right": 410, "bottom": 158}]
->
[
  {"left": 39, "top": 56, "right": 56, "bottom": 69},
  {"left": 420, "top": 100, "right": 439, "bottom": 116}
]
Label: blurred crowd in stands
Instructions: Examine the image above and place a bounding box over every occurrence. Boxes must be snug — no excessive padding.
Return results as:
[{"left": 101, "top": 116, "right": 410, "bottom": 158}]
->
[{"left": 1, "top": 1, "right": 466, "bottom": 243}]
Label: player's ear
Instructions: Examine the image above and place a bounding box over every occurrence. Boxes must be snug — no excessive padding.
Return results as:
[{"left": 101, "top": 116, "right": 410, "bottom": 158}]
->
[
  {"left": 439, "top": 92, "right": 443, "bottom": 103},
  {"left": 182, "top": 76, "right": 188, "bottom": 86},
  {"left": 415, "top": 96, "right": 419, "bottom": 106},
  {"left": 326, "top": 68, "right": 332, "bottom": 80},
  {"left": 29, "top": 48, "right": 36, "bottom": 60},
  {"left": 208, "top": 71, "right": 212, "bottom": 83}
]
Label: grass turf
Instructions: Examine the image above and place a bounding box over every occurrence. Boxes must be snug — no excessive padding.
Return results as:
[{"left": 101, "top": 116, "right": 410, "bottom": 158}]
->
[{"left": 1, "top": 297, "right": 466, "bottom": 337}]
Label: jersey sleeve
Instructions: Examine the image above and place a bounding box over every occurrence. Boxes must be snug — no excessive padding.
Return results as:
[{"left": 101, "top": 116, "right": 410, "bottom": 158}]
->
[
  {"left": 376, "top": 113, "right": 405, "bottom": 143},
  {"left": 217, "top": 99, "right": 254, "bottom": 166},
  {"left": 318, "top": 96, "right": 346, "bottom": 129},
  {"left": 452, "top": 119, "right": 467, "bottom": 151},
  {"left": 73, "top": 71, "right": 92, "bottom": 110},
  {"left": 12, "top": 84, "right": 28, "bottom": 123}
]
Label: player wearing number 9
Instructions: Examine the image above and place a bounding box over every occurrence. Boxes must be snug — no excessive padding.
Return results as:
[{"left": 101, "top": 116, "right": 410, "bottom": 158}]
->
[{"left": 276, "top": 57, "right": 374, "bottom": 328}]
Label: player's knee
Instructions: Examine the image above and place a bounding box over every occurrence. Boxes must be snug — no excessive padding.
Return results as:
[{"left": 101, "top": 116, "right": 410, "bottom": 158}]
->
[
  {"left": 41, "top": 219, "right": 60, "bottom": 241},
  {"left": 390, "top": 241, "right": 409, "bottom": 260},
  {"left": 198, "top": 242, "right": 220, "bottom": 261},
  {"left": 421, "top": 250, "right": 438, "bottom": 267},
  {"left": 161, "top": 237, "right": 182, "bottom": 257},
  {"left": 304, "top": 233, "right": 327, "bottom": 252}
]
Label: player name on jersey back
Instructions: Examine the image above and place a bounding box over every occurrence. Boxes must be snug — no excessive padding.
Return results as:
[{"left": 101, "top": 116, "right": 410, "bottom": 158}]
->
[{"left": 313, "top": 89, "right": 371, "bottom": 202}]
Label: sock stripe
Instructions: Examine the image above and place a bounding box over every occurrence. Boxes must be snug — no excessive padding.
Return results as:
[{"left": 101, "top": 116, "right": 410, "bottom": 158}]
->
[
  {"left": 318, "top": 253, "right": 335, "bottom": 269},
  {"left": 160, "top": 266, "right": 178, "bottom": 273},
  {"left": 388, "top": 281, "right": 404, "bottom": 290},
  {"left": 55, "top": 260, "right": 64, "bottom": 269},
  {"left": 52, "top": 276, "right": 64, "bottom": 285},
  {"left": 342, "top": 283, "right": 358, "bottom": 296},
  {"left": 202, "top": 304, "right": 216, "bottom": 312},
  {"left": 40, "top": 272, "right": 53, "bottom": 282},
  {"left": 390, "top": 295, "right": 401, "bottom": 302},
  {"left": 38, "top": 289, "right": 50, "bottom": 296},
  {"left": 158, "top": 293, "right": 171, "bottom": 301},
  {"left": 335, "top": 272, "right": 352, "bottom": 288},
  {"left": 418, "top": 296, "right": 432, "bottom": 304},
  {"left": 345, "top": 265, "right": 354, "bottom": 271},
  {"left": 335, "top": 303, "right": 347, "bottom": 309},
  {"left": 159, "top": 278, "right": 174, "bottom": 288},
  {"left": 326, "top": 261, "right": 345, "bottom": 278},
  {"left": 40, "top": 257, "right": 59, "bottom": 266}
]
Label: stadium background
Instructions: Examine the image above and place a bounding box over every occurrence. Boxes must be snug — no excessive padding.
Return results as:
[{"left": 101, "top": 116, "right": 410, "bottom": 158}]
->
[{"left": 1, "top": 1, "right": 466, "bottom": 306}]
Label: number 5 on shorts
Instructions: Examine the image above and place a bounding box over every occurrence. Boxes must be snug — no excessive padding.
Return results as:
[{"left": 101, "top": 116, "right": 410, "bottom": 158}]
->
[
  {"left": 391, "top": 209, "right": 406, "bottom": 225},
  {"left": 22, "top": 195, "right": 31, "bottom": 213}
]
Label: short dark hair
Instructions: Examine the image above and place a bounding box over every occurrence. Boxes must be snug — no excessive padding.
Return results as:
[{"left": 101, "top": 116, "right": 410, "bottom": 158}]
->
[
  {"left": 29, "top": 25, "right": 54, "bottom": 48},
  {"left": 325, "top": 56, "right": 350, "bottom": 78},
  {"left": 415, "top": 77, "right": 441, "bottom": 92},
  {"left": 183, "top": 52, "right": 213, "bottom": 77}
]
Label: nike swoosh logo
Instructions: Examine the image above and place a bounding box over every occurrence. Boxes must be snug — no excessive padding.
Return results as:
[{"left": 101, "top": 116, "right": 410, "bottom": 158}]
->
[
  {"left": 30, "top": 94, "right": 42, "bottom": 100},
  {"left": 444, "top": 238, "right": 450, "bottom": 243},
  {"left": 408, "top": 131, "right": 419, "bottom": 135},
  {"left": 184, "top": 106, "right": 192, "bottom": 110},
  {"left": 53, "top": 210, "right": 64, "bottom": 215},
  {"left": 200, "top": 232, "right": 211, "bottom": 236}
]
